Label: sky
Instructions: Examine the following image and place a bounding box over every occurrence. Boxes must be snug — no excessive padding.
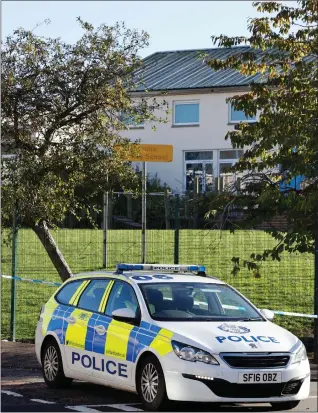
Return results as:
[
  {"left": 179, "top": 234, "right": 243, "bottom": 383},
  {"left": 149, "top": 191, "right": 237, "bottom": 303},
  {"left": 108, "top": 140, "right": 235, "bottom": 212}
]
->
[{"left": 2, "top": 0, "right": 270, "bottom": 58}]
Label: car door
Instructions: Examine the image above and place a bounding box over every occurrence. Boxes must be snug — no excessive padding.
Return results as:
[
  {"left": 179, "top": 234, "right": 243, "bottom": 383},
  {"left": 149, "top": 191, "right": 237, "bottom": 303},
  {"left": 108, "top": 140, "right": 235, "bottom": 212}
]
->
[
  {"left": 92, "top": 280, "right": 140, "bottom": 388},
  {"left": 63, "top": 278, "right": 111, "bottom": 377}
]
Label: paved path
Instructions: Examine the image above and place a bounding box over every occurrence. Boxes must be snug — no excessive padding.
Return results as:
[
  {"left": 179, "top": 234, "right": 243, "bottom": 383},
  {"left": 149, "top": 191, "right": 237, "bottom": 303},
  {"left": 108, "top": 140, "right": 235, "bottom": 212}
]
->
[{"left": 2, "top": 341, "right": 317, "bottom": 412}]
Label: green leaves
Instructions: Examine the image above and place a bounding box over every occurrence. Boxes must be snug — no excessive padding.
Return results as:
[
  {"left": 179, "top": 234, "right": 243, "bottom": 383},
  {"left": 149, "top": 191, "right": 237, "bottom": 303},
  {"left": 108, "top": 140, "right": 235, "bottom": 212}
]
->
[
  {"left": 1, "top": 19, "right": 168, "bottom": 231},
  {"left": 204, "top": 1, "right": 318, "bottom": 268}
]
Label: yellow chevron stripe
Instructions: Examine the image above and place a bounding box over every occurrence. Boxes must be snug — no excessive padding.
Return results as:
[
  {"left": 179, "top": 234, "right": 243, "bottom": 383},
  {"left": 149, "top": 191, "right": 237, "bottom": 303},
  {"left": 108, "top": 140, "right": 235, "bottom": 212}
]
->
[
  {"left": 65, "top": 309, "right": 92, "bottom": 349},
  {"left": 69, "top": 280, "right": 90, "bottom": 306},
  {"left": 105, "top": 319, "right": 134, "bottom": 360},
  {"left": 98, "top": 280, "right": 114, "bottom": 313},
  {"left": 150, "top": 328, "right": 174, "bottom": 356}
]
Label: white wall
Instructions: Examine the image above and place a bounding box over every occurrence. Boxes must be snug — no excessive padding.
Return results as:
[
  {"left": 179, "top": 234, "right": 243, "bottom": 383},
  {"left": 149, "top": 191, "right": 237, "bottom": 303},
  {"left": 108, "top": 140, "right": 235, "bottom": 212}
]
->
[{"left": 120, "top": 90, "right": 244, "bottom": 192}]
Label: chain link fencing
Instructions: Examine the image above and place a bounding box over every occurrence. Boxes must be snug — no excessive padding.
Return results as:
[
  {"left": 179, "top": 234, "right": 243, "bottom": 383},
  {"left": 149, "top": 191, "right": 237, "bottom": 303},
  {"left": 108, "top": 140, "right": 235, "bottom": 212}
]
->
[{"left": 1, "top": 192, "right": 316, "bottom": 359}]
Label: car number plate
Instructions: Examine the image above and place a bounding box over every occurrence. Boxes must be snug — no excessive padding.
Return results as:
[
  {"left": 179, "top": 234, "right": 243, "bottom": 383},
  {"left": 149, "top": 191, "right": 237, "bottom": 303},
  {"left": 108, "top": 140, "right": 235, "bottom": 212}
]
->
[{"left": 238, "top": 372, "right": 282, "bottom": 384}]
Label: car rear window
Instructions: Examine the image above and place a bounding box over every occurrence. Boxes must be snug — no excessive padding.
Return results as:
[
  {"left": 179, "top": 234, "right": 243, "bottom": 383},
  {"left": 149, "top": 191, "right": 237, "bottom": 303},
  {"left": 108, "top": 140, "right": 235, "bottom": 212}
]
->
[
  {"left": 78, "top": 279, "right": 110, "bottom": 312},
  {"left": 56, "top": 280, "right": 83, "bottom": 305}
]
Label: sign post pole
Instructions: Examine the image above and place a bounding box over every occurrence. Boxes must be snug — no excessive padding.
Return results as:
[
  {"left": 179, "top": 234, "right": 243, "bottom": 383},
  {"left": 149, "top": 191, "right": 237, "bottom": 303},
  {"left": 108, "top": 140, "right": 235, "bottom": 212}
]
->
[
  {"left": 102, "top": 191, "right": 109, "bottom": 268},
  {"left": 114, "top": 144, "right": 173, "bottom": 265},
  {"left": 142, "top": 161, "right": 147, "bottom": 263}
]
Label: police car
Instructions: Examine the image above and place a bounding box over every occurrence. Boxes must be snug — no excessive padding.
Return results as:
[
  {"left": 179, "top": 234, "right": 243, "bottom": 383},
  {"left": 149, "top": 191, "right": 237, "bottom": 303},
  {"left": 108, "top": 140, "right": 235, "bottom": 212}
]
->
[{"left": 35, "top": 264, "right": 310, "bottom": 411}]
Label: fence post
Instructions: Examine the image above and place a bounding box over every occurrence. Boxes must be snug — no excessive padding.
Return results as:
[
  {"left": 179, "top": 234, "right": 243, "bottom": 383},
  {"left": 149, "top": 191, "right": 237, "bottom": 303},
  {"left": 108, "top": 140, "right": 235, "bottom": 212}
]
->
[
  {"left": 174, "top": 194, "right": 180, "bottom": 264},
  {"left": 164, "top": 187, "right": 170, "bottom": 229},
  {"left": 193, "top": 177, "right": 199, "bottom": 229},
  {"left": 108, "top": 193, "right": 113, "bottom": 229},
  {"left": 141, "top": 162, "right": 147, "bottom": 264},
  {"left": 10, "top": 203, "right": 18, "bottom": 342},
  {"left": 127, "top": 194, "right": 133, "bottom": 220},
  {"left": 314, "top": 213, "right": 318, "bottom": 363},
  {"left": 102, "top": 192, "right": 109, "bottom": 268}
]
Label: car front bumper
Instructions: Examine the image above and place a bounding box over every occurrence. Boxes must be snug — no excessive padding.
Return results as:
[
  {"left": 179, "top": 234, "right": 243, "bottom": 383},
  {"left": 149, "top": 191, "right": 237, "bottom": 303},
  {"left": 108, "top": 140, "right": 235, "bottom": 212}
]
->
[{"left": 162, "top": 353, "right": 311, "bottom": 403}]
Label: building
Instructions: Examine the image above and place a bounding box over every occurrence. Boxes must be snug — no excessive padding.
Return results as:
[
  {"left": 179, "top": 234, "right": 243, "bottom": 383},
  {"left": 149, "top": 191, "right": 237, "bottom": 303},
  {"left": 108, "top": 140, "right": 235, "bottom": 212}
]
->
[{"left": 121, "top": 46, "right": 261, "bottom": 193}]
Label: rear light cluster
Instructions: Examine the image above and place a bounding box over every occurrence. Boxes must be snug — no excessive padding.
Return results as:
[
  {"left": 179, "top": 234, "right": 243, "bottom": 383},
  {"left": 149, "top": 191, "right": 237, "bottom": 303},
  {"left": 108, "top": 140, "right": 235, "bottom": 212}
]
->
[{"left": 38, "top": 306, "right": 44, "bottom": 321}]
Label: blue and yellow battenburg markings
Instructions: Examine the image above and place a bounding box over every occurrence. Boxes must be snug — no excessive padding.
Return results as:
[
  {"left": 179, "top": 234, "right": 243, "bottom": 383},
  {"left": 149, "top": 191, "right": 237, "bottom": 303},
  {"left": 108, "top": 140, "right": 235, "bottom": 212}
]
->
[{"left": 44, "top": 306, "right": 174, "bottom": 363}]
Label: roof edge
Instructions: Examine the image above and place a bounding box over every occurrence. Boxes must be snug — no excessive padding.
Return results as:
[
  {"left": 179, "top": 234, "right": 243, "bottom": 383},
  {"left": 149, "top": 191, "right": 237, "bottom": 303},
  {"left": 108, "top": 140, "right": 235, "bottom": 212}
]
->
[{"left": 142, "top": 45, "right": 251, "bottom": 59}]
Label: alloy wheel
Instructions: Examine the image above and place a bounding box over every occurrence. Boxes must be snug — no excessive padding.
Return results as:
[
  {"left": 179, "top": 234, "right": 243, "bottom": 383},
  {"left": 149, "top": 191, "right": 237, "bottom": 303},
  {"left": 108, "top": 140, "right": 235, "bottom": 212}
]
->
[
  {"left": 141, "top": 363, "right": 159, "bottom": 403},
  {"left": 44, "top": 345, "right": 59, "bottom": 381}
]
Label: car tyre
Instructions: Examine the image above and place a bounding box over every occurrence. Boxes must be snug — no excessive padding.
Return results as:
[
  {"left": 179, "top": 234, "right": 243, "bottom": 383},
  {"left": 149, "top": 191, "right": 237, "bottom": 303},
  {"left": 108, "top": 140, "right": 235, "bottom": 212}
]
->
[
  {"left": 41, "top": 338, "right": 72, "bottom": 388},
  {"left": 271, "top": 401, "right": 301, "bottom": 411},
  {"left": 137, "top": 355, "right": 167, "bottom": 411}
]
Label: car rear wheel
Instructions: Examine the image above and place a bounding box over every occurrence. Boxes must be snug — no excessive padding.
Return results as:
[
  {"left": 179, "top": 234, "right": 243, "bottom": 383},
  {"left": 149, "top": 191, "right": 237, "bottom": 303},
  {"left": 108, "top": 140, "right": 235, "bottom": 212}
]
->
[
  {"left": 271, "top": 401, "right": 301, "bottom": 411},
  {"left": 137, "top": 355, "right": 167, "bottom": 411},
  {"left": 42, "top": 339, "right": 72, "bottom": 388}
]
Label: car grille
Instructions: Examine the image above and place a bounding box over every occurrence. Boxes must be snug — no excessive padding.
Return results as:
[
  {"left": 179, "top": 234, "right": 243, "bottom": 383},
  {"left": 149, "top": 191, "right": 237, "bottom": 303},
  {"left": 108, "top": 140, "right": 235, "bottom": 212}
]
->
[
  {"left": 183, "top": 375, "right": 303, "bottom": 398},
  {"left": 221, "top": 353, "right": 290, "bottom": 369}
]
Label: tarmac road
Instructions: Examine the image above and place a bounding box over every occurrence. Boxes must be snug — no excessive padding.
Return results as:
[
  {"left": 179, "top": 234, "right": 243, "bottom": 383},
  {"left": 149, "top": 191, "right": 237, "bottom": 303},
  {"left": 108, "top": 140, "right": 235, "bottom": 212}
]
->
[{"left": 1, "top": 341, "right": 317, "bottom": 412}]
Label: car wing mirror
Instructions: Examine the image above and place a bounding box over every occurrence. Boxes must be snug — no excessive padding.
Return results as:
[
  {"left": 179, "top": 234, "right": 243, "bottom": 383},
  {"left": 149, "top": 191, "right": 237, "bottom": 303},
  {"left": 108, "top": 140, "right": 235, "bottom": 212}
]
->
[
  {"left": 260, "top": 309, "right": 275, "bottom": 321},
  {"left": 112, "top": 308, "right": 139, "bottom": 325}
]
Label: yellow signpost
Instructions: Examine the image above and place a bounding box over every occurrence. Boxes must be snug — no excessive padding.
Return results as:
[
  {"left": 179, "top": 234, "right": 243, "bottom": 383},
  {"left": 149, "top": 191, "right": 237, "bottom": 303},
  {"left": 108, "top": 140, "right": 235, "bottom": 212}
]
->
[
  {"left": 102, "top": 144, "right": 174, "bottom": 265},
  {"left": 115, "top": 144, "right": 173, "bottom": 162}
]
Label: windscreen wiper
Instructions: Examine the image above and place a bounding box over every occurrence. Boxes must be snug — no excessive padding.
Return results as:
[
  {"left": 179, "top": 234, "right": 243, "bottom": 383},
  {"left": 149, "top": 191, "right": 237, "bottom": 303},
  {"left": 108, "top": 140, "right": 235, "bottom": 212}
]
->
[{"left": 240, "top": 317, "right": 264, "bottom": 321}]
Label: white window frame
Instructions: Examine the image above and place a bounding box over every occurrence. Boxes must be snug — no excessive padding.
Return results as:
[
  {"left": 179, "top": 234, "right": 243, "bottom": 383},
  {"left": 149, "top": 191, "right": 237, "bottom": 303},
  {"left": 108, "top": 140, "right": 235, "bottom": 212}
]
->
[
  {"left": 228, "top": 102, "right": 257, "bottom": 124},
  {"left": 183, "top": 150, "right": 213, "bottom": 192},
  {"left": 173, "top": 100, "right": 200, "bottom": 126},
  {"left": 183, "top": 149, "right": 245, "bottom": 192}
]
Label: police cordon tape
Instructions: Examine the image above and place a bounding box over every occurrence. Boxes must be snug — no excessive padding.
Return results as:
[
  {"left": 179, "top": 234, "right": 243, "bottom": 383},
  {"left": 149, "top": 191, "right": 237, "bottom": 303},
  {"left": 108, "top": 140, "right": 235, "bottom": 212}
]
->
[
  {"left": 1, "top": 274, "right": 62, "bottom": 287},
  {"left": 1, "top": 273, "right": 317, "bottom": 319}
]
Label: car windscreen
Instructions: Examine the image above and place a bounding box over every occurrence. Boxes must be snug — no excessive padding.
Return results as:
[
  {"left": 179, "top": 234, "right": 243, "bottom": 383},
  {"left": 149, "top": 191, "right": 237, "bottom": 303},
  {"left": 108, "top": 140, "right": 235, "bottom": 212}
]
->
[{"left": 139, "top": 282, "right": 264, "bottom": 322}]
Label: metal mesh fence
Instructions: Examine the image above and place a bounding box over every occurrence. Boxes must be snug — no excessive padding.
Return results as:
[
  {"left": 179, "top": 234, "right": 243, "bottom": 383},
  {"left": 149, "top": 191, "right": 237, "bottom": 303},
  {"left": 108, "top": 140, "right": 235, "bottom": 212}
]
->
[{"left": 0, "top": 192, "right": 315, "bottom": 355}]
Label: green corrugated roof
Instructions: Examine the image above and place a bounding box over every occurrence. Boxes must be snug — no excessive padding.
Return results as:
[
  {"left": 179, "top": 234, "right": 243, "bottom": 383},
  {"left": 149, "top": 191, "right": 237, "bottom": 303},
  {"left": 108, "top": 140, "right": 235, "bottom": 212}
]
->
[{"left": 133, "top": 46, "right": 263, "bottom": 91}]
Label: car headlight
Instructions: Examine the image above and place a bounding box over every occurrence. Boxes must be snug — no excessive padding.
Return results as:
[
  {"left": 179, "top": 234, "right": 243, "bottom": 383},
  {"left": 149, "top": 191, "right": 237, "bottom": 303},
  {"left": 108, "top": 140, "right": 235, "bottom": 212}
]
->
[
  {"left": 292, "top": 342, "right": 307, "bottom": 364},
  {"left": 171, "top": 340, "right": 219, "bottom": 365}
]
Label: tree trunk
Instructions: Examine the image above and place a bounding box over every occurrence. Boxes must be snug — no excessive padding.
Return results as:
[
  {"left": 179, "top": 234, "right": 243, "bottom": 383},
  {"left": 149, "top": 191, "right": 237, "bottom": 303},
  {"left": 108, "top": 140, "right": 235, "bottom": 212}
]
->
[{"left": 33, "top": 220, "right": 73, "bottom": 281}]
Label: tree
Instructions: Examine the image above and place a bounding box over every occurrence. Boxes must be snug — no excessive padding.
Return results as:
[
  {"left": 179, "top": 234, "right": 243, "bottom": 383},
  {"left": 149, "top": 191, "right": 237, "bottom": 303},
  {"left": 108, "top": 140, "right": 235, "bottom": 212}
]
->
[
  {"left": 203, "top": 0, "right": 318, "bottom": 270},
  {"left": 1, "top": 19, "right": 168, "bottom": 281}
]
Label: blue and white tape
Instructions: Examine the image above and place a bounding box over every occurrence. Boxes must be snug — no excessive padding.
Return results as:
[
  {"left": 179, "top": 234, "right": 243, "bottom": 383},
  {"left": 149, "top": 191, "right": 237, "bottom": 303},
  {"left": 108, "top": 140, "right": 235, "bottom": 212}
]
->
[
  {"left": 1, "top": 274, "right": 62, "bottom": 287},
  {"left": 271, "top": 310, "right": 317, "bottom": 319},
  {"left": 1, "top": 274, "right": 317, "bottom": 319}
]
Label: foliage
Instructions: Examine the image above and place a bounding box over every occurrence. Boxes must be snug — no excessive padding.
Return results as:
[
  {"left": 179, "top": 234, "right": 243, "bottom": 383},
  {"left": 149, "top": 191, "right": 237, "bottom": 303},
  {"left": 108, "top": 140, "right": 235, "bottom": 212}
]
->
[
  {"left": 1, "top": 19, "right": 168, "bottom": 278},
  {"left": 203, "top": 0, "right": 318, "bottom": 268}
]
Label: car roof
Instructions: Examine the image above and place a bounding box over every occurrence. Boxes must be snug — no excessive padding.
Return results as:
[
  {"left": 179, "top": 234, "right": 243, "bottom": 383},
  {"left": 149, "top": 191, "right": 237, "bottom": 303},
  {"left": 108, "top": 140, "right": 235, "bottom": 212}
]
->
[{"left": 71, "top": 270, "right": 225, "bottom": 285}]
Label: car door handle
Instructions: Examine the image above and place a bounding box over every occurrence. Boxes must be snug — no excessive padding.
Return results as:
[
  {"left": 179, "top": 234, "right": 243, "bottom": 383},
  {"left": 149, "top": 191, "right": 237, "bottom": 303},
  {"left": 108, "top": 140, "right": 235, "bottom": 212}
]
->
[
  {"left": 67, "top": 316, "right": 76, "bottom": 324},
  {"left": 94, "top": 325, "right": 106, "bottom": 335}
]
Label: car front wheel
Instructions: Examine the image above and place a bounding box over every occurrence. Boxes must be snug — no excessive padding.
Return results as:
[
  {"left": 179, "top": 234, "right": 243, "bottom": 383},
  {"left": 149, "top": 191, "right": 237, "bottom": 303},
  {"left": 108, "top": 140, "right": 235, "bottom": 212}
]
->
[
  {"left": 271, "top": 401, "right": 301, "bottom": 411},
  {"left": 41, "top": 339, "right": 72, "bottom": 388},
  {"left": 137, "top": 355, "right": 167, "bottom": 411}
]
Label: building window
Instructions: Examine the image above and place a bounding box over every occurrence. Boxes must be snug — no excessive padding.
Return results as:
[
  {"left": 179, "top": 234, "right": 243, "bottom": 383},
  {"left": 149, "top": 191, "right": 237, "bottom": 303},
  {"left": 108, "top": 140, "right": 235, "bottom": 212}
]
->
[
  {"left": 174, "top": 101, "right": 199, "bottom": 126},
  {"left": 229, "top": 104, "right": 256, "bottom": 123},
  {"left": 120, "top": 112, "right": 144, "bottom": 128},
  {"left": 184, "top": 149, "right": 244, "bottom": 192},
  {"left": 184, "top": 151, "right": 213, "bottom": 192}
]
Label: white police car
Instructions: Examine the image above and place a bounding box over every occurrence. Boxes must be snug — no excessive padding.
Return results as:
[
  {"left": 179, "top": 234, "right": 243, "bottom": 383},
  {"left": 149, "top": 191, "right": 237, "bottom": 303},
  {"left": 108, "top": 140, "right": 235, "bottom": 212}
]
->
[{"left": 35, "top": 264, "right": 310, "bottom": 411}]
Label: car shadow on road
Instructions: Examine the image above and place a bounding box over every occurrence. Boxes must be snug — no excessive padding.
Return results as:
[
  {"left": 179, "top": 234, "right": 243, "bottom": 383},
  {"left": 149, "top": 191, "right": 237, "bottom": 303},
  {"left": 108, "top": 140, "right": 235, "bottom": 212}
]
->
[{"left": 1, "top": 379, "right": 276, "bottom": 412}]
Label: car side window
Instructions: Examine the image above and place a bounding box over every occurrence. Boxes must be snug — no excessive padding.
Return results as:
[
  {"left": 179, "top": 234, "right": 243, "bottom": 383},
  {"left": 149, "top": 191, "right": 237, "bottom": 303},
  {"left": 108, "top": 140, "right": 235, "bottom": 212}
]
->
[
  {"left": 56, "top": 280, "right": 83, "bottom": 305},
  {"left": 105, "top": 281, "right": 140, "bottom": 317},
  {"left": 78, "top": 279, "right": 111, "bottom": 312}
]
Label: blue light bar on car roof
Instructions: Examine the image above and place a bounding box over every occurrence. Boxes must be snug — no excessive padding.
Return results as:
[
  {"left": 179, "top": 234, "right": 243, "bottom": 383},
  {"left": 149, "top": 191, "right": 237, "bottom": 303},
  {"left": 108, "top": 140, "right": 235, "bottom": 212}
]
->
[{"left": 116, "top": 263, "right": 206, "bottom": 273}]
